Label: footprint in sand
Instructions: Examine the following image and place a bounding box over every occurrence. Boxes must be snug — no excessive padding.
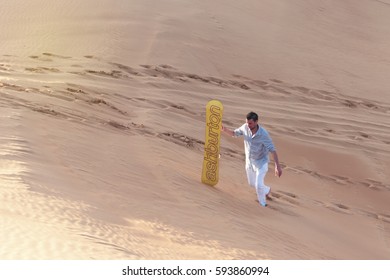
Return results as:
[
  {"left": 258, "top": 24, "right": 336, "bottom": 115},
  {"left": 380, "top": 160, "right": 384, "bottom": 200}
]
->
[
  {"left": 158, "top": 132, "right": 204, "bottom": 149},
  {"left": 269, "top": 191, "right": 300, "bottom": 206},
  {"left": 42, "top": 52, "right": 72, "bottom": 59},
  {"left": 320, "top": 202, "right": 352, "bottom": 215},
  {"left": 25, "top": 67, "right": 61, "bottom": 74},
  {"left": 267, "top": 204, "right": 298, "bottom": 216}
]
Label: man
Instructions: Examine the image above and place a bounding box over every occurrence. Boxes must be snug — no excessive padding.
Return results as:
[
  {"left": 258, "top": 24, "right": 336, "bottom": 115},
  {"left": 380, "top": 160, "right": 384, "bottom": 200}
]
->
[{"left": 222, "top": 112, "right": 282, "bottom": 207}]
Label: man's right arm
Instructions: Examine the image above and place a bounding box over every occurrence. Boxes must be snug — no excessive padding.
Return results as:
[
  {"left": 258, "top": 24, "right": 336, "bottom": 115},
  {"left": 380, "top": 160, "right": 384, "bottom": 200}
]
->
[{"left": 221, "top": 125, "right": 235, "bottom": 137}]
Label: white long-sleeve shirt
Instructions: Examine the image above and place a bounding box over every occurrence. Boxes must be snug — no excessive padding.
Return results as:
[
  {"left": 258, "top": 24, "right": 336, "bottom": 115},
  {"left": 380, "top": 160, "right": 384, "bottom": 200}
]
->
[{"left": 234, "top": 123, "right": 276, "bottom": 170}]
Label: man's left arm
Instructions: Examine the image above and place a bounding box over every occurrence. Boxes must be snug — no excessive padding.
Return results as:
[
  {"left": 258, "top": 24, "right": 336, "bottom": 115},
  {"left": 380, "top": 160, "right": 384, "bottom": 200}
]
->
[{"left": 271, "top": 151, "right": 282, "bottom": 177}]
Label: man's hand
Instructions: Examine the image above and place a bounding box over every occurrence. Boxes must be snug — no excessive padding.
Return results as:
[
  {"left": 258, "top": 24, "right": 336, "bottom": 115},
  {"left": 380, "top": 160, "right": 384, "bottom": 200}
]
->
[
  {"left": 275, "top": 164, "right": 282, "bottom": 177},
  {"left": 221, "top": 125, "right": 234, "bottom": 136},
  {"left": 271, "top": 151, "right": 282, "bottom": 177}
]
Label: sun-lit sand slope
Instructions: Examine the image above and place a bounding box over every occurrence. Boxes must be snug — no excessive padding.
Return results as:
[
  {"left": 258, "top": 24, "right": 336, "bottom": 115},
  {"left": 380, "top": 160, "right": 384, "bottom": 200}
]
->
[{"left": 1, "top": 0, "right": 390, "bottom": 259}]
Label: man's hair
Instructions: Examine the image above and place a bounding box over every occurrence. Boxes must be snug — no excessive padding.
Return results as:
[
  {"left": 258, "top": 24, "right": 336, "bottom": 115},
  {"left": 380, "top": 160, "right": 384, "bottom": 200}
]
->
[{"left": 246, "top": 111, "right": 258, "bottom": 121}]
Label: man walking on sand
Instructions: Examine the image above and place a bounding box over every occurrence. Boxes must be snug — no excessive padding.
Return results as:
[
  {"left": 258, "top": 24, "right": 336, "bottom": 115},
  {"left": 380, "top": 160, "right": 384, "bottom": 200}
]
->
[{"left": 222, "top": 112, "right": 282, "bottom": 207}]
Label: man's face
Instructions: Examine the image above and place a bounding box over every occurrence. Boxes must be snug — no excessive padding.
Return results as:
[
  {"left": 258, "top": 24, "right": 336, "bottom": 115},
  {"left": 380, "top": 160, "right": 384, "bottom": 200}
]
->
[{"left": 246, "top": 119, "right": 257, "bottom": 130}]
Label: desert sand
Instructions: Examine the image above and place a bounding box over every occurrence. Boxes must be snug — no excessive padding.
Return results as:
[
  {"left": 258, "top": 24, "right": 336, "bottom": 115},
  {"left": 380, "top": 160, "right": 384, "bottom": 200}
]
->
[{"left": 1, "top": 0, "right": 389, "bottom": 259}]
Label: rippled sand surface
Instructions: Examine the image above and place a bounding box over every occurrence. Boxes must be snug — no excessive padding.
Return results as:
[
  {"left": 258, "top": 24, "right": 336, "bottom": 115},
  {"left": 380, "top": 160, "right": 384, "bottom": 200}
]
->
[{"left": 1, "top": 0, "right": 389, "bottom": 259}]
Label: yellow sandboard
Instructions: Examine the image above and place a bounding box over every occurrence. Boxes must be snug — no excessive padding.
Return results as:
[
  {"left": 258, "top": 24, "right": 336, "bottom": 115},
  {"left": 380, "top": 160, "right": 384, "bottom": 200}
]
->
[{"left": 201, "top": 100, "right": 223, "bottom": 186}]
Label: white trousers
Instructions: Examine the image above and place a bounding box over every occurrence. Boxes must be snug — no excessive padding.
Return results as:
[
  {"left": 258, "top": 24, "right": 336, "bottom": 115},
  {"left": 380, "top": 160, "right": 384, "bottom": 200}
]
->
[{"left": 246, "top": 162, "right": 270, "bottom": 206}]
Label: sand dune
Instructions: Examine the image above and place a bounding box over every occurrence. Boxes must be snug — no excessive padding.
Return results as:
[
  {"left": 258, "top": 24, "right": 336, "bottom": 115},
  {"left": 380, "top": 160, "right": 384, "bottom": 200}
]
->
[{"left": 1, "top": 0, "right": 390, "bottom": 259}]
